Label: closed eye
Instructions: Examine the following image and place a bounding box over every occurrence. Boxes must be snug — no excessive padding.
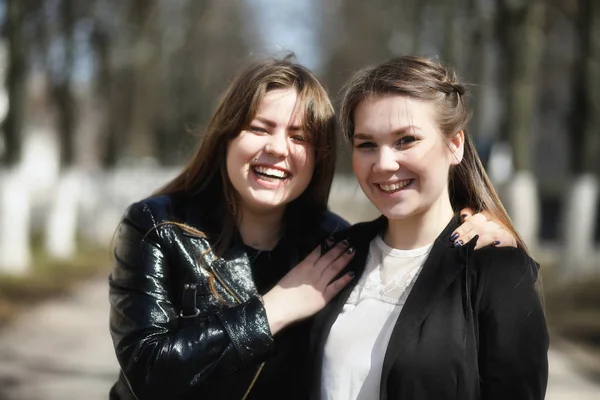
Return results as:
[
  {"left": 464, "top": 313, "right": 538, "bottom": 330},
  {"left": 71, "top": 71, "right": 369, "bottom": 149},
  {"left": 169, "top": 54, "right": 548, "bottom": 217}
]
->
[
  {"left": 355, "top": 141, "right": 376, "bottom": 149},
  {"left": 249, "top": 125, "right": 268, "bottom": 134},
  {"left": 291, "top": 134, "right": 307, "bottom": 143}
]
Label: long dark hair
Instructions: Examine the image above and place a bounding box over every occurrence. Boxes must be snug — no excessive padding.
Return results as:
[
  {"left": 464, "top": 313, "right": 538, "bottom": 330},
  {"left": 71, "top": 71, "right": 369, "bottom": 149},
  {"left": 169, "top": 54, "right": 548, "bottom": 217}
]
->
[{"left": 154, "top": 55, "right": 337, "bottom": 254}]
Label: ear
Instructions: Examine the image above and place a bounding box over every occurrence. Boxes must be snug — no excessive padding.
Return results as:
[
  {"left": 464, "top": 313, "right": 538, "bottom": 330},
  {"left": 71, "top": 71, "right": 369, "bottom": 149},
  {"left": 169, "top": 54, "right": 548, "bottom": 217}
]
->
[{"left": 448, "top": 130, "right": 465, "bottom": 166}]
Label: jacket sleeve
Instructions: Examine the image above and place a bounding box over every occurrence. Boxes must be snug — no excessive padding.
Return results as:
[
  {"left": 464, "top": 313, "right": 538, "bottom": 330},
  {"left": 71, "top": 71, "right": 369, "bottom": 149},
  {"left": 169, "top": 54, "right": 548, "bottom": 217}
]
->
[
  {"left": 476, "top": 247, "right": 549, "bottom": 400},
  {"left": 109, "top": 201, "right": 274, "bottom": 399}
]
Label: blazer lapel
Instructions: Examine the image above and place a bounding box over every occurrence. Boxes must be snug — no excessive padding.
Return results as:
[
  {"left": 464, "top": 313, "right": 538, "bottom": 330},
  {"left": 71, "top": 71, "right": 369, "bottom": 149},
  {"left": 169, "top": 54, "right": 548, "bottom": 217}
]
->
[
  {"left": 380, "top": 217, "right": 464, "bottom": 389},
  {"left": 310, "top": 217, "right": 387, "bottom": 396}
]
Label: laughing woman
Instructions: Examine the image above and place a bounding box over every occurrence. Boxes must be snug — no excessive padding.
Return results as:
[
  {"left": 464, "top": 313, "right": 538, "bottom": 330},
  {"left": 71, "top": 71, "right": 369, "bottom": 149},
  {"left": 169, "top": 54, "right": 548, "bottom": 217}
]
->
[{"left": 311, "top": 56, "right": 549, "bottom": 400}]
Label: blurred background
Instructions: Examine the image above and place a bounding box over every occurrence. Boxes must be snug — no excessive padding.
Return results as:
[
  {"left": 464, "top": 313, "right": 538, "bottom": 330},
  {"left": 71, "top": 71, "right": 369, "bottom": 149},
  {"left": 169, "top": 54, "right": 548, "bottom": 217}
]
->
[{"left": 0, "top": 0, "right": 598, "bottom": 399}]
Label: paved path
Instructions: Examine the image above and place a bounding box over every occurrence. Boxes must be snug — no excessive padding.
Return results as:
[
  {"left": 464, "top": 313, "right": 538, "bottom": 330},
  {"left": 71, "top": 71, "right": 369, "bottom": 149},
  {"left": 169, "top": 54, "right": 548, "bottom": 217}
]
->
[{"left": 0, "top": 276, "right": 598, "bottom": 400}]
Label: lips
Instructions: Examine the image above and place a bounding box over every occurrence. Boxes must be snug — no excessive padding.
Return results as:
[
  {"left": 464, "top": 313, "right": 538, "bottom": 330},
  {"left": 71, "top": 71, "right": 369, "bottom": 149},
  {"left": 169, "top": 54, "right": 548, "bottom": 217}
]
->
[
  {"left": 251, "top": 164, "right": 291, "bottom": 181},
  {"left": 377, "top": 179, "right": 413, "bottom": 193}
]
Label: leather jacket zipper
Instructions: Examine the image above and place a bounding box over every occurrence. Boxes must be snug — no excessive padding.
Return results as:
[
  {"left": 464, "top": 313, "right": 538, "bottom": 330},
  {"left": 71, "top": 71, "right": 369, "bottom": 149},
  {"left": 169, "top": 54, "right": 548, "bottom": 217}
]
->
[{"left": 211, "top": 266, "right": 265, "bottom": 400}]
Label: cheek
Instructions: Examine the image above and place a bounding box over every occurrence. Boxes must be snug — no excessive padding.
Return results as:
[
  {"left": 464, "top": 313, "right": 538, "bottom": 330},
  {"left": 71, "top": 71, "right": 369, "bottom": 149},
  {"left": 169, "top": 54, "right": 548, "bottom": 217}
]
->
[
  {"left": 291, "top": 145, "right": 315, "bottom": 173},
  {"left": 352, "top": 152, "right": 370, "bottom": 180}
]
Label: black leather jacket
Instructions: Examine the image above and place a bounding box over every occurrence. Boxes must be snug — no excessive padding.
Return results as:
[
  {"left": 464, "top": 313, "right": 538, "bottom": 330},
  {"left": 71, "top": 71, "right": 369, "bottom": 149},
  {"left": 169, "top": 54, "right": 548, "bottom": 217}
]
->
[{"left": 108, "top": 194, "right": 348, "bottom": 400}]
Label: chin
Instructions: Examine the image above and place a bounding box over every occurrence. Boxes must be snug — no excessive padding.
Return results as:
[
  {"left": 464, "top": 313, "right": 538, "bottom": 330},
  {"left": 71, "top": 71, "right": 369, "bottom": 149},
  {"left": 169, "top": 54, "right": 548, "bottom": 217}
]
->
[{"left": 377, "top": 203, "right": 420, "bottom": 221}]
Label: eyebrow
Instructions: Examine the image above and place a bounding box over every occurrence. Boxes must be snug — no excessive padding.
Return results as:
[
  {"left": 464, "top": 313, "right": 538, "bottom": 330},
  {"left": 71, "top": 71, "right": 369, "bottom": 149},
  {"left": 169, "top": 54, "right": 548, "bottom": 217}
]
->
[
  {"left": 255, "top": 116, "right": 302, "bottom": 132},
  {"left": 353, "top": 125, "right": 421, "bottom": 140}
]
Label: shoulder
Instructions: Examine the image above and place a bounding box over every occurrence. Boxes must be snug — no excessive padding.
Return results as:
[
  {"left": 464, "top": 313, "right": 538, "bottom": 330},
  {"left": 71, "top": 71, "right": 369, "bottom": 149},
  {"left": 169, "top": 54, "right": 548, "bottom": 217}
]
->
[
  {"left": 122, "top": 194, "right": 178, "bottom": 228},
  {"left": 470, "top": 246, "right": 540, "bottom": 291},
  {"left": 121, "top": 193, "right": 203, "bottom": 240},
  {"left": 332, "top": 216, "right": 387, "bottom": 244},
  {"left": 319, "top": 210, "right": 350, "bottom": 235}
]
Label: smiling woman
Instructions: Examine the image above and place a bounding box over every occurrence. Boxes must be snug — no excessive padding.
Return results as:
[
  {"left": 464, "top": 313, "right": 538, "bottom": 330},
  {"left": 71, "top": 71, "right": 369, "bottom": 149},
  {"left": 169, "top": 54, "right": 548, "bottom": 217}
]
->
[{"left": 311, "top": 55, "right": 548, "bottom": 400}]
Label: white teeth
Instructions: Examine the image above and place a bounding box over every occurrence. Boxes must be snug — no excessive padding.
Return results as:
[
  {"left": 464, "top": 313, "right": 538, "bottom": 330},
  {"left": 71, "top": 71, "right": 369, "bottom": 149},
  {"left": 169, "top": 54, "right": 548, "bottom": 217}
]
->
[
  {"left": 379, "top": 179, "right": 411, "bottom": 192},
  {"left": 253, "top": 166, "right": 289, "bottom": 179}
]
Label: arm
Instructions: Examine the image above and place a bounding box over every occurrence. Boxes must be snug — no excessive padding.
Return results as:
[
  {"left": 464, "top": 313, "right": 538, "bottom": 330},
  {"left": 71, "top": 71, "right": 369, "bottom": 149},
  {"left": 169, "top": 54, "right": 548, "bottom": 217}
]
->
[
  {"left": 109, "top": 202, "right": 273, "bottom": 399},
  {"left": 476, "top": 247, "right": 549, "bottom": 400}
]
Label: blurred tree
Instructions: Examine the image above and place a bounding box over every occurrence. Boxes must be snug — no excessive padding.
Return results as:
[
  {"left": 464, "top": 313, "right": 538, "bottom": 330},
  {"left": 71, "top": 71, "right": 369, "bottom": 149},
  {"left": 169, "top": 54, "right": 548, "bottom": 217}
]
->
[
  {"left": 52, "top": 0, "right": 77, "bottom": 168},
  {"left": 561, "top": 0, "right": 600, "bottom": 279},
  {"left": 127, "top": 0, "right": 162, "bottom": 161},
  {"left": 569, "top": 0, "right": 600, "bottom": 176},
  {"left": 156, "top": 0, "right": 250, "bottom": 164},
  {"left": 90, "top": 1, "right": 118, "bottom": 168},
  {"left": 1, "top": 0, "right": 26, "bottom": 166},
  {"left": 496, "top": 0, "right": 546, "bottom": 252}
]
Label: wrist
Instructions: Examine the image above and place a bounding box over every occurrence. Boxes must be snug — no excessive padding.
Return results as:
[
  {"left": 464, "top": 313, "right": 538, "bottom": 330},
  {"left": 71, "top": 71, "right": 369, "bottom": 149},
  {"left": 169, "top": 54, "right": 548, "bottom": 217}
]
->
[{"left": 262, "top": 291, "right": 290, "bottom": 335}]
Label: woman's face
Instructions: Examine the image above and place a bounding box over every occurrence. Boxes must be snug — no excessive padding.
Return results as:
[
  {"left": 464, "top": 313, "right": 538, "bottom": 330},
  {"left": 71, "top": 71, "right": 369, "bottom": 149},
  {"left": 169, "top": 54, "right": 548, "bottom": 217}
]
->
[
  {"left": 351, "top": 95, "right": 463, "bottom": 221},
  {"left": 226, "top": 88, "right": 315, "bottom": 215}
]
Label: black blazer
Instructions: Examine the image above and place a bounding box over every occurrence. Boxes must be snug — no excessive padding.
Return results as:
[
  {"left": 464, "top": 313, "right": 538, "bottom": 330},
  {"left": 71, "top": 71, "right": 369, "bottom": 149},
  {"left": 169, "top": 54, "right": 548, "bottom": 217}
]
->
[
  {"left": 310, "top": 215, "right": 549, "bottom": 400},
  {"left": 108, "top": 193, "right": 349, "bottom": 400}
]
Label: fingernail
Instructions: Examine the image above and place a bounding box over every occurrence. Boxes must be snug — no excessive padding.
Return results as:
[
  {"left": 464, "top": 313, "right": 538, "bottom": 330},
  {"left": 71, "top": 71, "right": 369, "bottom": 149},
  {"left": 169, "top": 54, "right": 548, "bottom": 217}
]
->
[
  {"left": 346, "top": 246, "right": 355, "bottom": 254},
  {"left": 325, "top": 236, "right": 335, "bottom": 244},
  {"left": 341, "top": 238, "right": 350, "bottom": 246},
  {"left": 453, "top": 240, "right": 464, "bottom": 248},
  {"left": 348, "top": 271, "right": 356, "bottom": 278},
  {"left": 460, "top": 214, "right": 468, "bottom": 221},
  {"left": 493, "top": 240, "right": 500, "bottom": 246},
  {"left": 449, "top": 232, "right": 459, "bottom": 242}
]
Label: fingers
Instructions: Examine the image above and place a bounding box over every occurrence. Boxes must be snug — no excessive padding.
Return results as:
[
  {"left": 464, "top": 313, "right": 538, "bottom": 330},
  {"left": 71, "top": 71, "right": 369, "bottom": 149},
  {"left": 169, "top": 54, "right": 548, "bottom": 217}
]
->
[
  {"left": 452, "top": 211, "right": 487, "bottom": 247},
  {"left": 321, "top": 245, "right": 355, "bottom": 283},
  {"left": 459, "top": 207, "right": 475, "bottom": 221},
  {"left": 472, "top": 232, "right": 499, "bottom": 250},
  {"left": 314, "top": 239, "right": 350, "bottom": 270},
  {"left": 323, "top": 271, "right": 355, "bottom": 303},
  {"left": 452, "top": 211, "right": 518, "bottom": 249},
  {"left": 305, "top": 245, "right": 324, "bottom": 265}
]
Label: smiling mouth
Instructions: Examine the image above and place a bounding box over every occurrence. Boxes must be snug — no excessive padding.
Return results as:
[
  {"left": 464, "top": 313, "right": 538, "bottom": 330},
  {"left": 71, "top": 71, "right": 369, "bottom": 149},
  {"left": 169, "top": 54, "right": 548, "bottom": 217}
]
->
[
  {"left": 377, "top": 179, "right": 413, "bottom": 193},
  {"left": 252, "top": 165, "right": 291, "bottom": 181}
]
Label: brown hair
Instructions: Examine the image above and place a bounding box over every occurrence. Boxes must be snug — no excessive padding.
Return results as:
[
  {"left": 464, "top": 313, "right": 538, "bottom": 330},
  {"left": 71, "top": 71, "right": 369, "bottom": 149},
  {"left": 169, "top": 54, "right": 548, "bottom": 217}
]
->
[
  {"left": 154, "top": 55, "right": 337, "bottom": 254},
  {"left": 339, "top": 55, "right": 528, "bottom": 253}
]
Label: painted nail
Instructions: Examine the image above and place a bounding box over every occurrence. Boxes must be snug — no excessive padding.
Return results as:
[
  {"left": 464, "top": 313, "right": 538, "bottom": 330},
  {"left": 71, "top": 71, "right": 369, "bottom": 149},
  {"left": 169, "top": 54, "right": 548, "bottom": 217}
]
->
[
  {"left": 325, "top": 236, "right": 335, "bottom": 244},
  {"left": 346, "top": 246, "right": 355, "bottom": 254},
  {"left": 449, "top": 232, "right": 459, "bottom": 242},
  {"left": 493, "top": 240, "right": 501, "bottom": 246},
  {"left": 341, "top": 238, "right": 350, "bottom": 246},
  {"left": 349, "top": 271, "right": 356, "bottom": 278},
  {"left": 453, "top": 240, "right": 464, "bottom": 247}
]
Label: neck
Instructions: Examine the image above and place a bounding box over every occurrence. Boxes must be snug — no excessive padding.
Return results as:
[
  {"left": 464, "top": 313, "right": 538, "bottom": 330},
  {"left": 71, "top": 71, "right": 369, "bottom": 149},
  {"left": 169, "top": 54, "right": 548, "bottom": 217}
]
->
[
  {"left": 237, "top": 206, "right": 285, "bottom": 251},
  {"left": 384, "top": 192, "right": 454, "bottom": 250}
]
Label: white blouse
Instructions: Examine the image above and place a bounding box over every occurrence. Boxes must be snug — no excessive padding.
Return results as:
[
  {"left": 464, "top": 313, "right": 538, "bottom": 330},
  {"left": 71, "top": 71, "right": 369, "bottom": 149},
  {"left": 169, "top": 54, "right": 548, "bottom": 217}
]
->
[{"left": 320, "top": 235, "right": 433, "bottom": 400}]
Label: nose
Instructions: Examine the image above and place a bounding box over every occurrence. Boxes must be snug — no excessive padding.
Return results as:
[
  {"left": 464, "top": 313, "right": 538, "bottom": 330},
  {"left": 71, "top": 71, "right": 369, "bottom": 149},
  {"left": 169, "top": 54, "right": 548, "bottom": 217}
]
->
[
  {"left": 373, "top": 146, "right": 399, "bottom": 173},
  {"left": 265, "top": 130, "right": 289, "bottom": 157}
]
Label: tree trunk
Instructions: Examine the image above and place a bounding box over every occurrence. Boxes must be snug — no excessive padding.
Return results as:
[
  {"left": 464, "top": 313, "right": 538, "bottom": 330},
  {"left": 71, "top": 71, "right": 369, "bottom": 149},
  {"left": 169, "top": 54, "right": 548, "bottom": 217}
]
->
[
  {"left": 127, "top": 0, "right": 160, "bottom": 160},
  {"left": 1, "top": 0, "right": 26, "bottom": 166},
  {"left": 0, "top": 169, "right": 31, "bottom": 273},
  {"left": 497, "top": 0, "right": 546, "bottom": 253},
  {"left": 561, "top": 0, "right": 600, "bottom": 280}
]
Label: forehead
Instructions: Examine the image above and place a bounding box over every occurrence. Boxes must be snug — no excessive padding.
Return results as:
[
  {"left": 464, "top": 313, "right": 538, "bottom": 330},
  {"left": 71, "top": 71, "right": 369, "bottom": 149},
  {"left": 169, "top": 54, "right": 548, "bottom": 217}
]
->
[
  {"left": 255, "top": 88, "right": 303, "bottom": 125},
  {"left": 353, "top": 95, "right": 438, "bottom": 134}
]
